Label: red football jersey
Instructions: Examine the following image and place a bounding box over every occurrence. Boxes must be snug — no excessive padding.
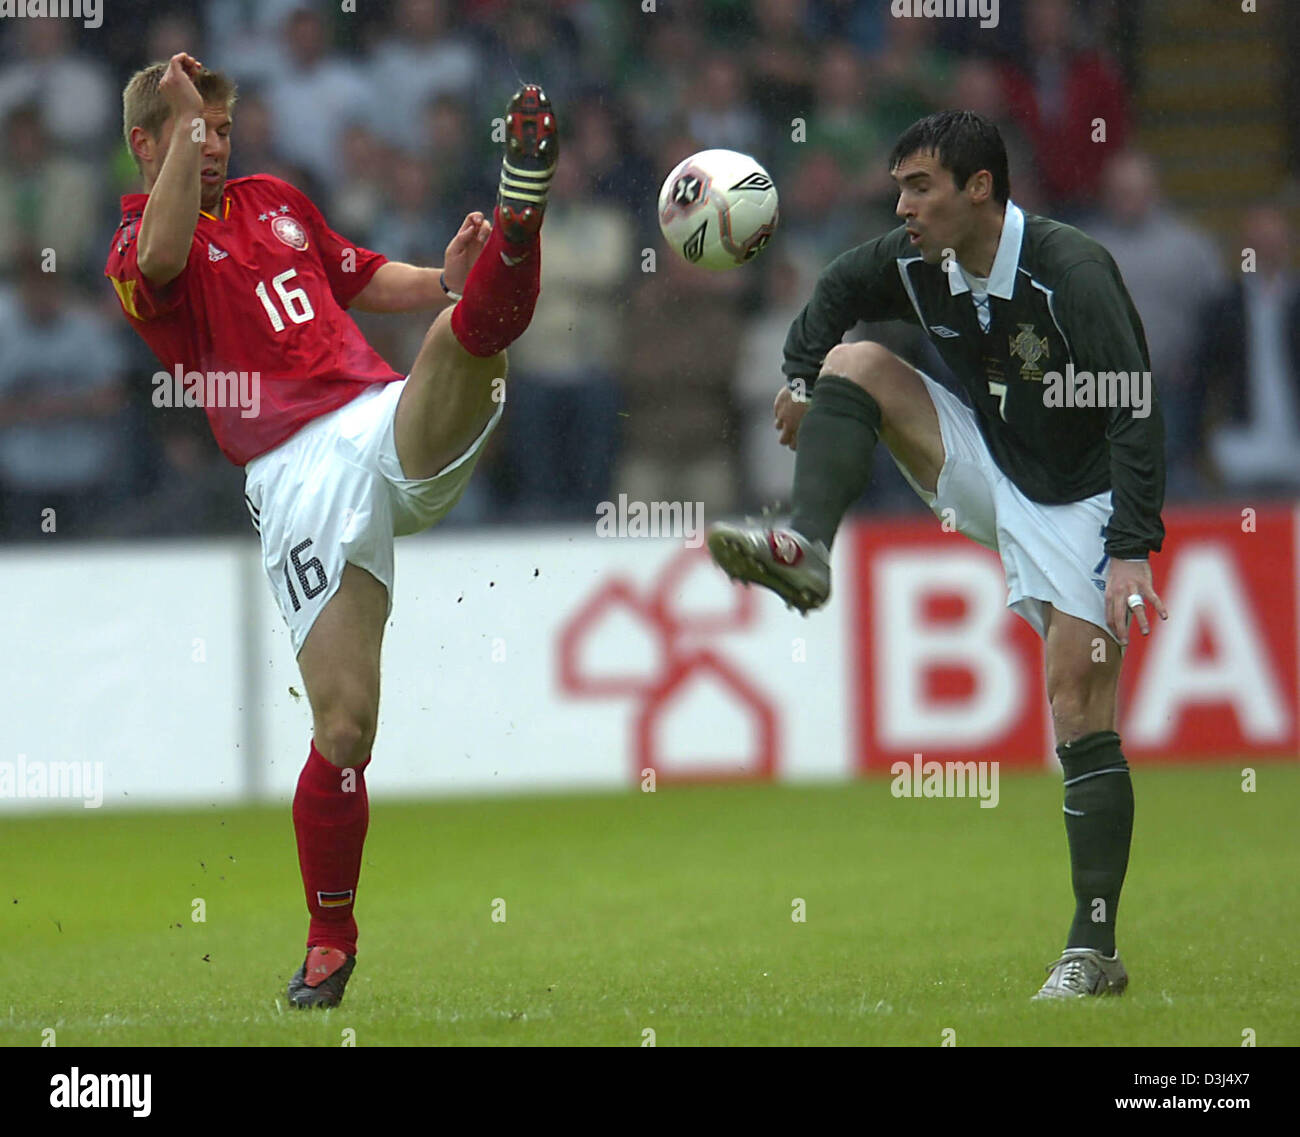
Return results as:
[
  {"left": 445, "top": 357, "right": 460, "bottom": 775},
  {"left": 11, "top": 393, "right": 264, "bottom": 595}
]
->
[{"left": 105, "top": 173, "right": 403, "bottom": 466}]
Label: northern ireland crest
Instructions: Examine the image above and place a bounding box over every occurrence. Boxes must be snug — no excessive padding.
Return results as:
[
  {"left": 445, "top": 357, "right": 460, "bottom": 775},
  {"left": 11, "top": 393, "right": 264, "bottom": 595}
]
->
[{"left": 1009, "top": 323, "right": 1049, "bottom": 382}]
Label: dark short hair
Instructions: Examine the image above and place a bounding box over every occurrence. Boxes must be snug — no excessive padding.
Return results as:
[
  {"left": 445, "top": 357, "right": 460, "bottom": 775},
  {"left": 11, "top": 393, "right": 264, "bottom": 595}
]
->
[{"left": 888, "top": 110, "right": 1010, "bottom": 206}]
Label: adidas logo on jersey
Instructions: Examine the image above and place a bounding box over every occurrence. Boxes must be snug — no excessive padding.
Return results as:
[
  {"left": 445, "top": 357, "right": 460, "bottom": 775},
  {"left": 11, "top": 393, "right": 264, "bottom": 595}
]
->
[{"left": 208, "top": 243, "right": 228, "bottom": 262}]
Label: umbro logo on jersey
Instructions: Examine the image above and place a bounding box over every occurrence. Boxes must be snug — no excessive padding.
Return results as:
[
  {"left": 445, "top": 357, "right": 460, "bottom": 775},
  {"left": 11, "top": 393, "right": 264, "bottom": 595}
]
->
[
  {"left": 208, "top": 243, "right": 228, "bottom": 262},
  {"left": 929, "top": 325, "right": 960, "bottom": 338}
]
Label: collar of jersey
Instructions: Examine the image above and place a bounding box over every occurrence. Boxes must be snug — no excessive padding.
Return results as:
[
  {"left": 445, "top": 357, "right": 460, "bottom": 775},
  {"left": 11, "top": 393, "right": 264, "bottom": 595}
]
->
[
  {"left": 947, "top": 200, "right": 1023, "bottom": 300},
  {"left": 120, "top": 191, "right": 233, "bottom": 222},
  {"left": 199, "top": 194, "right": 233, "bottom": 222}
]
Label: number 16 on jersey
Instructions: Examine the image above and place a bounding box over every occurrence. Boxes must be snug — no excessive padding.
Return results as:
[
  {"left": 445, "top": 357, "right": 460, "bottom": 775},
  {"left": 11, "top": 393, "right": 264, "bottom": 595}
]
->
[{"left": 255, "top": 268, "right": 315, "bottom": 332}]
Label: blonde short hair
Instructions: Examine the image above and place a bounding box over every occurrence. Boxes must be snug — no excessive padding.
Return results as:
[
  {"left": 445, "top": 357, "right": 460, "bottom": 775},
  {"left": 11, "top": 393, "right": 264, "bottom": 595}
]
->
[{"left": 121, "top": 61, "right": 238, "bottom": 171}]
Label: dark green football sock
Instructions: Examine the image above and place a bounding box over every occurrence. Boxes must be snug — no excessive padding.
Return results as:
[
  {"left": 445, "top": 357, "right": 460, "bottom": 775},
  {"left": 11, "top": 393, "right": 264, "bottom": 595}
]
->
[
  {"left": 789, "top": 374, "right": 882, "bottom": 549},
  {"left": 1057, "top": 730, "right": 1134, "bottom": 954}
]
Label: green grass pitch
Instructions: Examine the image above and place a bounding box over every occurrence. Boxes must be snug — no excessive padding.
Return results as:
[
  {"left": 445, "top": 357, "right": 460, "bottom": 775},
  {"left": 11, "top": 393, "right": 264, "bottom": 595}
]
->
[{"left": 2, "top": 763, "right": 1296, "bottom": 1046}]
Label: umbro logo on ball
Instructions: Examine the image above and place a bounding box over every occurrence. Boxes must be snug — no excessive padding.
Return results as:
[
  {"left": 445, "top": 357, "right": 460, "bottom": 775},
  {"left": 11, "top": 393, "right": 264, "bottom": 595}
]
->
[{"left": 683, "top": 220, "right": 708, "bottom": 263}]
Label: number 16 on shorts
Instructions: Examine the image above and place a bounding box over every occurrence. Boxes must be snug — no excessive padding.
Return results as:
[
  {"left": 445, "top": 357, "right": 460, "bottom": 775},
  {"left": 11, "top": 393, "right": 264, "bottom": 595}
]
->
[{"left": 283, "top": 537, "right": 329, "bottom": 613}]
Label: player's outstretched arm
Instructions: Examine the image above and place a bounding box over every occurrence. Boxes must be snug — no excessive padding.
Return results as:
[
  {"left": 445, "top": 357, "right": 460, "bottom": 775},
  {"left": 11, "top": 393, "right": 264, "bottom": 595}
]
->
[
  {"left": 782, "top": 235, "right": 913, "bottom": 389},
  {"left": 775, "top": 235, "right": 909, "bottom": 448},
  {"left": 350, "top": 213, "right": 492, "bottom": 313},
  {"left": 349, "top": 262, "right": 446, "bottom": 313},
  {"left": 782, "top": 248, "right": 868, "bottom": 389},
  {"left": 137, "top": 53, "right": 206, "bottom": 286}
]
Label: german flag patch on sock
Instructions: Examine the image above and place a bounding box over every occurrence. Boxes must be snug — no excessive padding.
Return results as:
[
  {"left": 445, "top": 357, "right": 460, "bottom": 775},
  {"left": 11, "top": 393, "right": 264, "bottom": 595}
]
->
[{"left": 317, "top": 890, "right": 354, "bottom": 909}]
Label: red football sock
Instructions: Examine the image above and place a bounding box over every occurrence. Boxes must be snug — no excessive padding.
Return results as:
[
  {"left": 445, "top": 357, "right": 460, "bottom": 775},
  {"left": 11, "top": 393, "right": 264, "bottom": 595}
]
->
[
  {"left": 292, "top": 741, "right": 369, "bottom": 957},
  {"left": 449, "top": 205, "right": 541, "bottom": 358}
]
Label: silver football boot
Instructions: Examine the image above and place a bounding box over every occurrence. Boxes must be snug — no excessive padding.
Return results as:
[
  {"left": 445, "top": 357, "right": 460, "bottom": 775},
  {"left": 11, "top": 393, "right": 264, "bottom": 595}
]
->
[
  {"left": 706, "top": 521, "right": 831, "bottom": 613},
  {"left": 1032, "top": 947, "right": 1129, "bottom": 1001}
]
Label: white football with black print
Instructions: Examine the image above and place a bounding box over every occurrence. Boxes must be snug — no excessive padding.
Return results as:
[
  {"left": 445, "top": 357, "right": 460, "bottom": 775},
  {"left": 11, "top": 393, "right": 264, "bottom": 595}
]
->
[{"left": 657, "top": 148, "right": 779, "bottom": 271}]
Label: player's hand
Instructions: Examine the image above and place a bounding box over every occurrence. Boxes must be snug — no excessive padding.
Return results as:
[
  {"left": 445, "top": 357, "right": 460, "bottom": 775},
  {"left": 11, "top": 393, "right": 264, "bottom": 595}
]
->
[
  {"left": 774, "top": 383, "right": 810, "bottom": 450},
  {"left": 158, "top": 52, "right": 205, "bottom": 121},
  {"left": 443, "top": 212, "right": 491, "bottom": 295},
  {"left": 1105, "top": 557, "right": 1167, "bottom": 646}
]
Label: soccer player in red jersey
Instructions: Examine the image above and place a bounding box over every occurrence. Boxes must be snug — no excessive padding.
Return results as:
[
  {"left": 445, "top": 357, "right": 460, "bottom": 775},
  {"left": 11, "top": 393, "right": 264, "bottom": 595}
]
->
[{"left": 106, "top": 53, "right": 557, "bottom": 1007}]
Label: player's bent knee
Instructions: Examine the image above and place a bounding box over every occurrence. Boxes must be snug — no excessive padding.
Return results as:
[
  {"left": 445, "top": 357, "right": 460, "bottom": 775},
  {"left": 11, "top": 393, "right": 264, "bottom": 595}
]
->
[
  {"left": 823, "top": 340, "right": 893, "bottom": 381},
  {"left": 822, "top": 341, "right": 869, "bottom": 383},
  {"left": 315, "top": 709, "right": 376, "bottom": 768},
  {"left": 822, "top": 342, "right": 910, "bottom": 408}
]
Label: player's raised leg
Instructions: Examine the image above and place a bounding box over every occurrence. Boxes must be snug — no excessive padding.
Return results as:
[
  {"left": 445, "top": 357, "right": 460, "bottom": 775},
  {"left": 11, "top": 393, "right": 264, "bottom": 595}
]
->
[
  {"left": 1033, "top": 606, "right": 1133, "bottom": 1000},
  {"left": 393, "top": 84, "right": 557, "bottom": 479},
  {"left": 709, "top": 340, "right": 945, "bottom": 610},
  {"left": 285, "top": 562, "right": 387, "bottom": 1009}
]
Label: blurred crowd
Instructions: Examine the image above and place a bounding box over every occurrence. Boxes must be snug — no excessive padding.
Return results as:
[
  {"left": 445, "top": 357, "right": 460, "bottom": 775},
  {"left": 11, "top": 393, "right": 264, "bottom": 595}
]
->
[{"left": 0, "top": 0, "right": 1293, "bottom": 543}]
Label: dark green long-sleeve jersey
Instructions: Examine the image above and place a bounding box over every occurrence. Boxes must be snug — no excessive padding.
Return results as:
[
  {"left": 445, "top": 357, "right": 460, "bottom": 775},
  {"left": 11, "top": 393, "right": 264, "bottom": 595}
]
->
[{"left": 783, "top": 205, "right": 1165, "bottom": 559}]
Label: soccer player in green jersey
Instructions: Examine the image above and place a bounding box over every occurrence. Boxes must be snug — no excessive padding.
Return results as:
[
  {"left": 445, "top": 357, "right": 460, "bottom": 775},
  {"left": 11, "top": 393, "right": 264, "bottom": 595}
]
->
[{"left": 709, "top": 111, "right": 1167, "bottom": 999}]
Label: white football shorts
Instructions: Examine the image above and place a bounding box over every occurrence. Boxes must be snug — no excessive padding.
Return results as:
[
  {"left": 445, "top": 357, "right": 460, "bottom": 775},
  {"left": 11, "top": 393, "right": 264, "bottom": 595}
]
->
[
  {"left": 243, "top": 378, "right": 502, "bottom": 654},
  {"left": 890, "top": 369, "right": 1116, "bottom": 641}
]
